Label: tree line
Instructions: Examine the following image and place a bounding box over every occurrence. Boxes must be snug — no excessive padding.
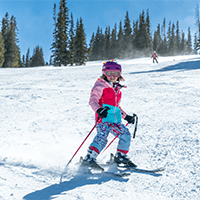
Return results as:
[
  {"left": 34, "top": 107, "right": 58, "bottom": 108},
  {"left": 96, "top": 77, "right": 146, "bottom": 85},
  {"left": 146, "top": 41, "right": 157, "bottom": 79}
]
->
[
  {"left": 0, "top": 13, "right": 45, "bottom": 68},
  {"left": 87, "top": 10, "right": 199, "bottom": 60},
  {"left": 1, "top": 0, "right": 200, "bottom": 68},
  {"left": 51, "top": 1, "right": 198, "bottom": 65}
]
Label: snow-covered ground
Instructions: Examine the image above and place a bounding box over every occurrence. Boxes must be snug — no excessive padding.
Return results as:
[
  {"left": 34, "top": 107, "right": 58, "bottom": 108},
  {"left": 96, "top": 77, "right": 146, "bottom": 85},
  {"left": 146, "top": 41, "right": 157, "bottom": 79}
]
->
[{"left": 0, "top": 55, "right": 200, "bottom": 200}]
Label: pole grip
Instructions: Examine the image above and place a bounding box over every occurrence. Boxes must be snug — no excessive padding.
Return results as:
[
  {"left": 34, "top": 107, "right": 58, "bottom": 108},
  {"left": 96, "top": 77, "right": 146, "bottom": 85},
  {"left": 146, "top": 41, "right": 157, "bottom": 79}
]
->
[{"left": 132, "top": 114, "right": 138, "bottom": 139}]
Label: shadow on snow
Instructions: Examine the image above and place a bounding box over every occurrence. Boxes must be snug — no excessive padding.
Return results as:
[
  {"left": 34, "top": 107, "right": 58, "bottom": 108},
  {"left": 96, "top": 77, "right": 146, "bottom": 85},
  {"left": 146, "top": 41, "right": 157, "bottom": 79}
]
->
[
  {"left": 23, "top": 174, "right": 129, "bottom": 200},
  {"left": 130, "top": 59, "right": 200, "bottom": 75}
]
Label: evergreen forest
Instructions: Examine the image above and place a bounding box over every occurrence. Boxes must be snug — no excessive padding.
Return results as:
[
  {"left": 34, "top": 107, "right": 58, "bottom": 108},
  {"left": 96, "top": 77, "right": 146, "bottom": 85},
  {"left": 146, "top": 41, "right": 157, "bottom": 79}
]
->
[{"left": 1, "top": 0, "right": 200, "bottom": 68}]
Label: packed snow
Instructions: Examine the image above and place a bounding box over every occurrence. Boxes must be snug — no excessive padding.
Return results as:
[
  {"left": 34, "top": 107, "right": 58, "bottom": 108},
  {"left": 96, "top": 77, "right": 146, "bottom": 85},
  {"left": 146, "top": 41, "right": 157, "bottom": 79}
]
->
[{"left": 0, "top": 55, "right": 200, "bottom": 200}]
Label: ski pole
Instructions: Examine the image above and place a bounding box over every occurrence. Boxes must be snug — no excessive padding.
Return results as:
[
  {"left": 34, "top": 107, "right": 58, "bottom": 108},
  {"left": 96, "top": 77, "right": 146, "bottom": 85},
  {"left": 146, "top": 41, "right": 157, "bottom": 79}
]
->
[
  {"left": 102, "top": 134, "right": 119, "bottom": 153},
  {"left": 64, "top": 107, "right": 110, "bottom": 167},
  {"left": 132, "top": 114, "right": 138, "bottom": 139},
  {"left": 127, "top": 113, "right": 138, "bottom": 139},
  {"left": 65, "top": 122, "right": 98, "bottom": 168},
  {"left": 60, "top": 121, "right": 98, "bottom": 183}
]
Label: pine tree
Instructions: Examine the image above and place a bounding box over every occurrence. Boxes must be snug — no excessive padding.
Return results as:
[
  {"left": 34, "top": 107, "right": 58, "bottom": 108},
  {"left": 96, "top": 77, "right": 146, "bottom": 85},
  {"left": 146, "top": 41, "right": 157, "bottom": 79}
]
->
[
  {"left": 194, "top": 32, "right": 199, "bottom": 54},
  {"left": 1, "top": 13, "right": 9, "bottom": 43},
  {"left": 180, "top": 31, "right": 186, "bottom": 54},
  {"left": 186, "top": 27, "right": 192, "bottom": 54},
  {"left": 132, "top": 19, "right": 139, "bottom": 55},
  {"left": 134, "top": 11, "right": 145, "bottom": 51},
  {"left": 1, "top": 13, "right": 21, "bottom": 68},
  {"left": 22, "top": 54, "right": 25, "bottom": 67},
  {"left": 104, "top": 26, "right": 111, "bottom": 59},
  {"left": 145, "top": 9, "right": 152, "bottom": 53},
  {"left": 198, "top": 38, "right": 200, "bottom": 52},
  {"left": 49, "top": 56, "right": 53, "bottom": 65},
  {"left": 123, "top": 11, "right": 133, "bottom": 58},
  {"left": 153, "top": 24, "right": 162, "bottom": 52},
  {"left": 92, "top": 26, "right": 104, "bottom": 60},
  {"left": 25, "top": 48, "right": 30, "bottom": 67},
  {"left": 167, "top": 21, "right": 171, "bottom": 55},
  {"left": 91, "top": 27, "right": 99, "bottom": 60},
  {"left": 99, "top": 28, "right": 105, "bottom": 59},
  {"left": 170, "top": 23, "right": 175, "bottom": 55},
  {"left": 117, "top": 21, "right": 123, "bottom": 58},
  {"left": 146, "top": 9, "right": 151, "bottom": 37},
  {"left": 195, "top": 4, "right": 200, "bottom": 52},
  {"left": 110, "top": 23, "right": 117, "bottom": 59},
  {"left": 124, "top": 11, "right": 132, "bottom": 37},
  {"left": 51, "top": 3, "right": 57, "bottom": 65},
  {"left": 162, "top": 18, "right": 166, "bottom": 40},
  {"left": 88, "top": 32, "right": 95, "bottom": 60},
  {"left": 11, "top": 16, "right": 21, "bottom": 68},
  {"left": 74, "top": 18, "right": 87, "bottom": 65},
  {"left": 175, "top": 21, "right": 181, "bottom": 54},
  {"left": 167, "top": 22, "right": 176, "bottom": 55},
  {"left": 30, "top": 46, "right": 45, "bottom": 67},
  {"left": 134, "top": 10, "right": 151, "bottom": 55},
  {"left": 159, "top": 18, "right": 167, "bottom": 55},
  {"left": 0, "top": 32, "right": 5, "bottom": 67},
  {"left": 52, "top": 0, "right": 69, "bottom": 66},
  {"left": 69, "top": 13, "right": 75, "bottom": 66}
]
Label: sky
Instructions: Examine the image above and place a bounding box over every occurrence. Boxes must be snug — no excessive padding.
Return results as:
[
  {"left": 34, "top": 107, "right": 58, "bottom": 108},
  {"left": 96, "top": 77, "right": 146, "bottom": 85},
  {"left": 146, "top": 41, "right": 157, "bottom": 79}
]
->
[{"left": 0, "top": 0, "right": 199, "bottom": 63}]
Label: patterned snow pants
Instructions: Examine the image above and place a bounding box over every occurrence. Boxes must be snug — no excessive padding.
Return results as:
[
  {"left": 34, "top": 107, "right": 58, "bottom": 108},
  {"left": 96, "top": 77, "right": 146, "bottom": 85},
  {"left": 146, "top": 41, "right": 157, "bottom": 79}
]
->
[{"left": 89, "top": 122, "right": 131, "bottom": 154}]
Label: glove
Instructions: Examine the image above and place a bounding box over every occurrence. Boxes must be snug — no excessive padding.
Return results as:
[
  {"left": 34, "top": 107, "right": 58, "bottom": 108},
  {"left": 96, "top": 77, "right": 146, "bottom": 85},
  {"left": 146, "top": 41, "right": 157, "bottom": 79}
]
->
[
  {"left": 124, "top": 115, "right": 135, "bottom": 124},
  {"left": 96, "top": 107, "right": 109, "bottom": 118}
]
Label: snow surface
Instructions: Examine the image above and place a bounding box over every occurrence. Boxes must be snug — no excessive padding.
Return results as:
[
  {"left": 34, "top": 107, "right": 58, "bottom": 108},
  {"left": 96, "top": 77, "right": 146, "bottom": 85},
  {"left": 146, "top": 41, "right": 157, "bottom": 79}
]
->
[{"left": 0, "top": 55, "right": 200, "bottom": 200}]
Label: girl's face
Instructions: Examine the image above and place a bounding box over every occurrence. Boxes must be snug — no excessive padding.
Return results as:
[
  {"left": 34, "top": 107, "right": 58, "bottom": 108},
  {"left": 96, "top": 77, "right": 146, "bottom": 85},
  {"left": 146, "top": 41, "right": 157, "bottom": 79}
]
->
[
  {"left": 105, "top": 70, "right": 120, "bottom": 83},
  {"left": 107, "top": 75, "right": 118, "bottom": 83}
]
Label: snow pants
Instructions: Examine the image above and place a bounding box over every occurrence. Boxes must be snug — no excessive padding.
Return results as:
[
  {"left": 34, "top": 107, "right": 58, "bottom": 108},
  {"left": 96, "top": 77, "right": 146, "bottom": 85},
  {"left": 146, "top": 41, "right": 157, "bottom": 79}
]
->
[
  {"left": 89, "top": 122, "right": 131, "bottom": 155},
  {"left": 153, "top": 58, "right": 158, "bottom": 63}
]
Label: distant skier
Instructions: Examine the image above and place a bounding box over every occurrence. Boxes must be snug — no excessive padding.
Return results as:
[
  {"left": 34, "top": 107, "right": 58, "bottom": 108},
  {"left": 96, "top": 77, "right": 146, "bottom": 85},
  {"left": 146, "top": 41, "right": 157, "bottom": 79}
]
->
[
  {"left": 152, "top": 51, "right": 158, "bottom": 63},
  {"left": 81, "top": 60, "right": 137, "bottom": 170}
]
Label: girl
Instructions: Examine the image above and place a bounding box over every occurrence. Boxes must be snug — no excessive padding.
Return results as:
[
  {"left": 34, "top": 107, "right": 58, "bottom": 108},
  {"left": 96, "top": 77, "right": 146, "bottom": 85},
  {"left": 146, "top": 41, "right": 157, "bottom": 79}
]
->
[
  {"left": 152, "top": 51, "right": 158, "bottom": 63},
  {"left": 82, "top": 60, "right": 137, "bottom": 170}
]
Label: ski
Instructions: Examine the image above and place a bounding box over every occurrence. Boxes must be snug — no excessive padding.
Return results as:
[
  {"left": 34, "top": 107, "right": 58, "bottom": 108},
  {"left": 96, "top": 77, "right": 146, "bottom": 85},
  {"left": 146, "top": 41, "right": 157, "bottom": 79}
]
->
[
  {"left": 101, "top": 154, "right": 165, "bottom": 174},
  {"left": 84, "top": 171, "right": 131, "bottom": 178},
  {"left": 60, "top": 156, "right": 164, "bottom": 183},
  {"left": 104, "top": 171, "right": 131, "bottom": 177},
  {"left": 118, "top": 166, "right": 165, "bottom": 173}
]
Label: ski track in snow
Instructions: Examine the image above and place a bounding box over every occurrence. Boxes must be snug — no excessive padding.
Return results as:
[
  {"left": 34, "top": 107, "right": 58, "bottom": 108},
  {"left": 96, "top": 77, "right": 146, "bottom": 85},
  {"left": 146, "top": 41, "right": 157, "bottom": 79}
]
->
[{"left": 0, "top": 55, "right": 200, "bottom": 200}]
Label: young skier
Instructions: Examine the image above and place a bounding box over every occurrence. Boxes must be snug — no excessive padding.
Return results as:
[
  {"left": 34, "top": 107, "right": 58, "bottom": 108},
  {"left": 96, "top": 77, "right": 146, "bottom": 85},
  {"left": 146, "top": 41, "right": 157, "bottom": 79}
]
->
[
  {"left": 152, "top": 51, "right": 158, "bottom": 63},
  {"left": 81, "top": 60, "right": 137, "bottom": 170}
]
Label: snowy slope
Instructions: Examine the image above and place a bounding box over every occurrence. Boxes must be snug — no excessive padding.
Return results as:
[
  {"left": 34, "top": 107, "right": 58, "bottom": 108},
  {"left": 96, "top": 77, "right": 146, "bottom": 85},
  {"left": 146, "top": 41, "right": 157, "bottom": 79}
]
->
[{"left": 0, "top": 55, "right": 200, "bottom": 200}]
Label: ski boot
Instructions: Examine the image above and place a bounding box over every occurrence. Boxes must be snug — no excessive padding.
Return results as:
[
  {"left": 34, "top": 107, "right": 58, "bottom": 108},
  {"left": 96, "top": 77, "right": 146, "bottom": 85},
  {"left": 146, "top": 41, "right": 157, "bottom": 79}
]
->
[
  {"left": 80, "top": 151, "right": 104, "bottom": 172},
  {"left": 114, "top": 152, "right": 137, "bottom": 168}
]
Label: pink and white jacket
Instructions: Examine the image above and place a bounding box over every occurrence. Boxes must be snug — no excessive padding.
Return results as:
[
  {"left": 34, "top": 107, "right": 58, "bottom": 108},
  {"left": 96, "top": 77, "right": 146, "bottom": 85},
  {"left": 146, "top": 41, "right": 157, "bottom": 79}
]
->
[
  {"left": 152, "top": 53, "right": 157, "bottom": 59},
  {"left": 89, "top": 78, "right": 127, "bottom": 123}
]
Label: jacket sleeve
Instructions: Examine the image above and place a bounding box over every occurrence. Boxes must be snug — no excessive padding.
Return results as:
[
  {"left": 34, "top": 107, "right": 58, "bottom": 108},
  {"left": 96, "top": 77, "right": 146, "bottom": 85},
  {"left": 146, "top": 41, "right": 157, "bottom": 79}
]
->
[{"left": 89, "top": 80, "right": 104, "bottom": 112}]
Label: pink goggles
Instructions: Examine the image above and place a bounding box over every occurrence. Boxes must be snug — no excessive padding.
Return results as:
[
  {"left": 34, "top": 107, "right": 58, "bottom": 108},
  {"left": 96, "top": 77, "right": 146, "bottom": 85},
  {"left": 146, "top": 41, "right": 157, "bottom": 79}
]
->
[{"left": 104, "top": 70, "right": 121, "bottom": 78}]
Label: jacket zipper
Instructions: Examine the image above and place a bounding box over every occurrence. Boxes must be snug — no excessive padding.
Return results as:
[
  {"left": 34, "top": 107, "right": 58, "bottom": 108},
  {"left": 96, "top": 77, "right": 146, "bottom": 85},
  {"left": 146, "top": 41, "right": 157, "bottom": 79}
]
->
[{"left": 114, "top": 88, "right": 118, "bottom": 123}]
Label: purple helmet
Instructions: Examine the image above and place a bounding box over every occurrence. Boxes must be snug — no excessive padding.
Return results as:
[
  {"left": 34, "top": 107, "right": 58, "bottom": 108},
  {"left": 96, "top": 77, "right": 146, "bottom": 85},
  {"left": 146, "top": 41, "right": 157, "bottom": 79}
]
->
[{"left": 102, "top": 60, "right": 122, "bottom": 77}]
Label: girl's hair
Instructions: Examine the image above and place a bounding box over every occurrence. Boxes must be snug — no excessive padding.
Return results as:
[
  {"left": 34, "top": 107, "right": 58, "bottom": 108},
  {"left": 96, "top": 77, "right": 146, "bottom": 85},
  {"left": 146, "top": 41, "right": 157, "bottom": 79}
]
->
[{"left": 100, "top": 74, "right": 125, "bottom": 82}]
